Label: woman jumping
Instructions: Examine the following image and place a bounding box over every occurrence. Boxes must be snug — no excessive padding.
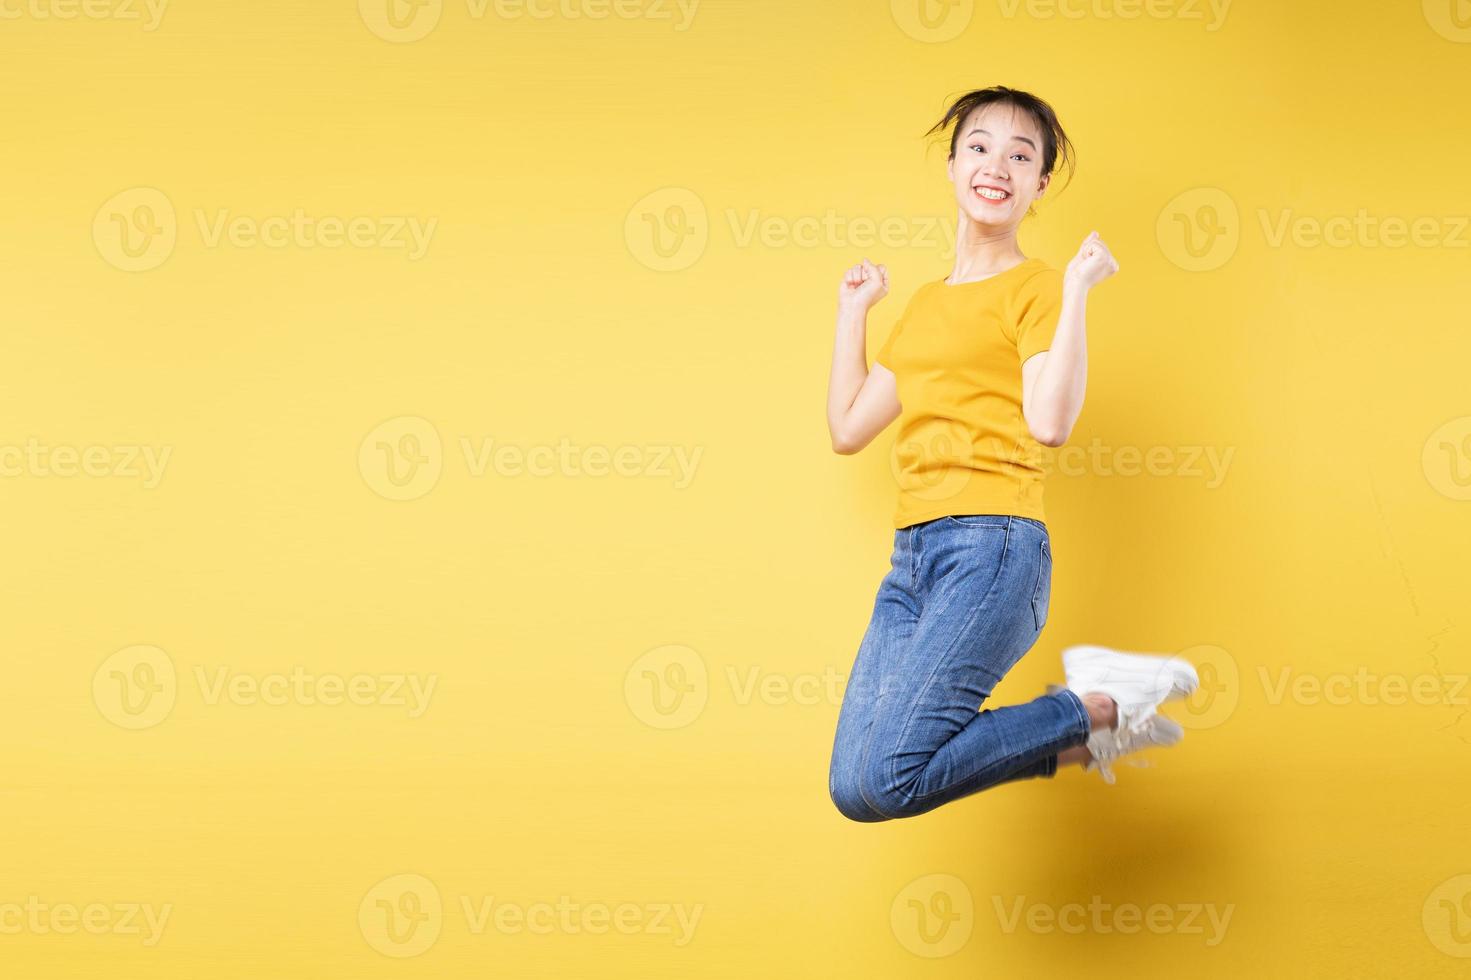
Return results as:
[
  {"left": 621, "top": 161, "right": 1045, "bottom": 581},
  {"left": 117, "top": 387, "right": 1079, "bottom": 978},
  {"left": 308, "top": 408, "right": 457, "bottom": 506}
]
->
[{"left": 825, "top": 86, "right": 1198, "bottom": 822}]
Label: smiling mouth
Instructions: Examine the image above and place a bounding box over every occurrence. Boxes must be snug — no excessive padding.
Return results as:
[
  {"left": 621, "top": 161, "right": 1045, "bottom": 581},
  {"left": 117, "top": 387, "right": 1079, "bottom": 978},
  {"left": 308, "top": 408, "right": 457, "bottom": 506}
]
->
[{"left": 974, "top": 186, "right": 1011, "bottom": 202}]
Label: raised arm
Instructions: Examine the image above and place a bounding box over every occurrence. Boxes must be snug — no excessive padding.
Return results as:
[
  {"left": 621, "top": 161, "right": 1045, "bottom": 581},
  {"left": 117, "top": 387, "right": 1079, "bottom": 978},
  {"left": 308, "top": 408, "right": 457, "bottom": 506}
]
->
[
  {"left": 1021, "top": 232, "right": 1119, "bottom": 447},
  {"left": 827, "top": 259, "right": 902, "bottom": 455}
]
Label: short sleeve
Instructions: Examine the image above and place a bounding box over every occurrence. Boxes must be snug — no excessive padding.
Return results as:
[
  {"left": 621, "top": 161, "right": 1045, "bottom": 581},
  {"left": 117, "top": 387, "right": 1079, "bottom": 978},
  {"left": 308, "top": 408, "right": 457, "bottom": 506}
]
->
[
  {"left": 1012, "top": 267, "right": 1064, "bottom": 364},
  {"left": 874, "top": 315, "right": 904, "bottom": 371},
  {"left": 875, "top": 285, "right": 929, "bottom": 371}
]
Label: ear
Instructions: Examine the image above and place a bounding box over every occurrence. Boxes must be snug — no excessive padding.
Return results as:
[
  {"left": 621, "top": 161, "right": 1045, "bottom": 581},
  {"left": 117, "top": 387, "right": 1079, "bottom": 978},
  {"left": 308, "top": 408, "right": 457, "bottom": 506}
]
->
[
  {"left": 1036, "top": 172, "right": 1051, "bottom": 199},
  {"left": 946, "top": 155, "right": 954, "bottom": 184}
]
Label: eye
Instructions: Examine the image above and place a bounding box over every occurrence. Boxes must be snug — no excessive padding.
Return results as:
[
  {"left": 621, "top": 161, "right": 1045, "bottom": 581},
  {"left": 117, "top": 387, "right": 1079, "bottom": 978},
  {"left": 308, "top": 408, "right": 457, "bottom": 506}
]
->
[
  {"left": 1010, "top": 152, "right": 1031, "bottom": 162},
  {"left": 969, "top": 143, "right": 986, "bottom": 154}
]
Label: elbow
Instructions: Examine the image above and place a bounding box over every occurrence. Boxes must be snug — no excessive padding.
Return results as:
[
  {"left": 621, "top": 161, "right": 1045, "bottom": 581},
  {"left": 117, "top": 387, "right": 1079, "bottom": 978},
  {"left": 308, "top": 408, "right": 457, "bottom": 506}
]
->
[
  {"left": 1024, "top": 403, "right": 1074, "bottom": 448},
  {"left": 829, "top": 421, "right": 863, "bottom": 455},
  {"left": 1029, "top": 421, "right": 1069, "bottom": 448}
]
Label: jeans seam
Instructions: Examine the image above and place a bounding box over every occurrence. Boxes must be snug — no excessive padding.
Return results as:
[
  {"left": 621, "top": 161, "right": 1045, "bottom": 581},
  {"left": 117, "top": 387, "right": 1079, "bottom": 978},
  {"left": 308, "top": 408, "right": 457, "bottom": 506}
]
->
[
  {"left": 986, "top": 694, "right": 1090, "bottom": 779},
  {"left": 906, "top": 526, "right": 917, "bottom": 592},
  {"left": 920, "top": 716, "right": 1077, "bottom": 800},
  {"left": 1030, "top": 537, "right": 1050, "bottom": 631},
  {"left": 987, "top": 732, "right": 1074, "bottom": 780},
  {"left": 1057, "top": 687, "right": 1091, "bottom": 737}
]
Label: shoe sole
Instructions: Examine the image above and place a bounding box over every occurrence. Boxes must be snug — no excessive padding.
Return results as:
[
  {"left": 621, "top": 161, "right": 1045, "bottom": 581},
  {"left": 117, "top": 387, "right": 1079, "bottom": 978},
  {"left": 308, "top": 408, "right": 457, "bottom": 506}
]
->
[{"left": 1087, "top": 713, "right": 1185, "bottom": 785}]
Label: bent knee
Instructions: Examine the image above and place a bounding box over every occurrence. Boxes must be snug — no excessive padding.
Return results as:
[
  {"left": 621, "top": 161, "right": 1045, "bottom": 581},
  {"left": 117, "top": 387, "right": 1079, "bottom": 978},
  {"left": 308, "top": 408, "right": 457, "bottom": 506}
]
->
[
  {"left": 829, "top": 770, "right": 889, "bottom": 823},
  {"left": 857, "top": 764, "right": 931, "bottom": 821}
]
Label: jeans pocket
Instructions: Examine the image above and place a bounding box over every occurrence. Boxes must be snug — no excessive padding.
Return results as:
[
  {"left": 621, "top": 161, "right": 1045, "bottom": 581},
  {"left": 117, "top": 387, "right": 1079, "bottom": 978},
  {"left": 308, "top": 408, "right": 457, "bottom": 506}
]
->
[{"left": 1030, "top": 537, "right": 1052, "bottom": 631}]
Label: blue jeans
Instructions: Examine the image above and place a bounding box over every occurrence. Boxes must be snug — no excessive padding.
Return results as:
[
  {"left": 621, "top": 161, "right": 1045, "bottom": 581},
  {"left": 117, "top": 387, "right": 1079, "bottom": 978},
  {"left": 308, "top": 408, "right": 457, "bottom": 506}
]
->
[{"left": 828, "top": 514, "right": 1092, "bottom": 822}]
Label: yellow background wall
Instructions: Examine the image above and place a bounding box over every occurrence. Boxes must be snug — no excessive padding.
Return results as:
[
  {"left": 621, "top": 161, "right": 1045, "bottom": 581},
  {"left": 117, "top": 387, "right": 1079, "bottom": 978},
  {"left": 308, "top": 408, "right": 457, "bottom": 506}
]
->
[{"left": 2, "top": 0, "right": 1469, "bottom": 975}]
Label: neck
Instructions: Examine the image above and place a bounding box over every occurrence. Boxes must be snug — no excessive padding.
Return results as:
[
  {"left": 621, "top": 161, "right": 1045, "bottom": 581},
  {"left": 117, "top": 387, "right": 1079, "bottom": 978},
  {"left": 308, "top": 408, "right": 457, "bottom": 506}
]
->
[{"left": 948, "top": 215, "right": 1026, "bottom": 283}]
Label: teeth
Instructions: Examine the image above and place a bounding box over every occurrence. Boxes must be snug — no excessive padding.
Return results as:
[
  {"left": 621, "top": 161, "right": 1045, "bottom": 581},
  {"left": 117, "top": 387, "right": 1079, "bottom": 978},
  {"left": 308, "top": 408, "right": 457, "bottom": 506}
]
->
[{"left": 976, "top": 187, "right": 1009, "bottom": 201}]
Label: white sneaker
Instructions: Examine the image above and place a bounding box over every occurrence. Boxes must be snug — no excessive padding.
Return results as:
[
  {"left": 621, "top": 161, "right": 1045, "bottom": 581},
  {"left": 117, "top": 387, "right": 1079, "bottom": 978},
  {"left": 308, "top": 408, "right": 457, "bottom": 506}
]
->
[
  {"left": 1044, "top": 682, "right": 1185, "bottom": 783},
  {"left": 1083, "top": 713, "right": 1184, "bottom": 784},
  {"left": 1060, "top": 645, "right": 1200, "bottom": 784},
  {"left": 1062, "top": 645, "right": 1199, "bottom": 704}
]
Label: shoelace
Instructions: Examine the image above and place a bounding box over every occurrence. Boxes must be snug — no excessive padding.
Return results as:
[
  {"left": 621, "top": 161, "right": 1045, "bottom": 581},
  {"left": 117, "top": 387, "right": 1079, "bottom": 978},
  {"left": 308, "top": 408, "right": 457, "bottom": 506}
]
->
[
  {"left": 1086, "top": 706, "right": 1160, "bottom": 784},
  {"left": 1085, "top": 752, "right": 1155, "bottom": 784},
  {"left": 1045, "top": 684, "right": 1166, "bottom": 785}
]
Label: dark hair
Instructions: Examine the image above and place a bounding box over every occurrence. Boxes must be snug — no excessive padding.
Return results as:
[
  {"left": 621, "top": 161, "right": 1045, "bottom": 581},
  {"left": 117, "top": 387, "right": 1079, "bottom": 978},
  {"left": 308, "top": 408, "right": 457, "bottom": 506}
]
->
[{"left": 926, "top": 86, "right": 1075, "bottom": 186}]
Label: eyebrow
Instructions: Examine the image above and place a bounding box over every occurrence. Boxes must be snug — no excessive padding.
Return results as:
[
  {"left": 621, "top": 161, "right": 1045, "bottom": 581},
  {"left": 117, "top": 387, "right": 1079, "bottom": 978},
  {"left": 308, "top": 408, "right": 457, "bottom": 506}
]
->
[{"left": 966, "top": 127, "right": 1038, "bottom": 150}]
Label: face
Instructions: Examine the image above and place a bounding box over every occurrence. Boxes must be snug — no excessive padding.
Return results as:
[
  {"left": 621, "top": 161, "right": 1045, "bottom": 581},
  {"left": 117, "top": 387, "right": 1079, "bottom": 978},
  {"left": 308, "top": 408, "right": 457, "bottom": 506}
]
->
[{"left": 945, "top": 102, "right": 1051, "bottom": 230}]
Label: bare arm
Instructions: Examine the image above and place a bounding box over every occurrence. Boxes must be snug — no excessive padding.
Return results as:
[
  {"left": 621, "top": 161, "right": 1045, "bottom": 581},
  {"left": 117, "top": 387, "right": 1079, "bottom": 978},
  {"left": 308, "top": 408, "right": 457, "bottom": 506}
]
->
[
  {"left": 1022, "top": 232, "right": 1119, "bottom": 447},
  {"left": 827, "top": 259, "right": 902, "bottom": 455}
]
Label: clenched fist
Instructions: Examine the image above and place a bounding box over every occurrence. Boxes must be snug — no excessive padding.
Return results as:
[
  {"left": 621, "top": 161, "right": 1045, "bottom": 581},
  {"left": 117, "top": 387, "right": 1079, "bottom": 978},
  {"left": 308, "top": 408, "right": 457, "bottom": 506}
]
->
[
  {"left": 837, "top": 258, "right": 889, "bottom": 314},
  {"left": 1065, "top": 231, "right": 1119, "bottom": 292}
]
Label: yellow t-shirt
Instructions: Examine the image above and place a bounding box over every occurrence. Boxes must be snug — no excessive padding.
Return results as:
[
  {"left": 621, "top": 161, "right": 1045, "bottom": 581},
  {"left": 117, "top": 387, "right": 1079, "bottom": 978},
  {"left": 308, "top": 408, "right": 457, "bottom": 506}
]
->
[{"left": 875, "top": 257, "right": 1064, "bottom": 529}]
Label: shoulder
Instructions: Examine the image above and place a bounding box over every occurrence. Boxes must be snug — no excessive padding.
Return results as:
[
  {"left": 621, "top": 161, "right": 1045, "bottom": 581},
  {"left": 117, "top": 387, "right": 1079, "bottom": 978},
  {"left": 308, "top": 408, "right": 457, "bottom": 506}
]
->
[
  {"left": 1013, "top": 260, "right": 1063, "bottom": 297},
  {"left": 1007, "top": 261, "right": 1064, "bottom": 321},
  {"left": 898, "top": 279, "right": 941, "bottom": 314}
]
